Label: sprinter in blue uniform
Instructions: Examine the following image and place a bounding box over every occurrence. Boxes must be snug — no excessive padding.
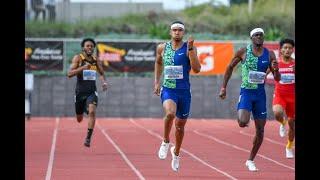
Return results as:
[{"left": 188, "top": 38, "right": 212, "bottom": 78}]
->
[
  {"left": 219, "top": 28, "right": 281, "bottom": 171},
  {"left": 154, "top": 21, "right": 201, "bottom": 172}
]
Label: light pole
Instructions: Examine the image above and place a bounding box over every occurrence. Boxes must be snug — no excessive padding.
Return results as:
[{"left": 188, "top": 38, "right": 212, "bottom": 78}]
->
[{"left": 248, "top": 0, "right": 253, "bottom": 14}]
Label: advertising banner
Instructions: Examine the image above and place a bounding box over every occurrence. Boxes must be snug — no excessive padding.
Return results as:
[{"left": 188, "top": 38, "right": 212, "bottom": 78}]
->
[
  {"left": 25, "top": 41, "right": 64, "bottom": 71},
  {"left": 97, "top": 42, "right": 156, "bottom": 72}
]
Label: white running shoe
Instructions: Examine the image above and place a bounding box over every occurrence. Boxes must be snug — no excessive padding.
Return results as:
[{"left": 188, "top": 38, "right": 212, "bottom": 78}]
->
[
  {"left": 245, "top": 160, "right": 258, "bottom": 171},
  {"left": 279, "top": 124, "right": 286, "bottom": 137},
  {"left": 286, "top": 148, "right": 294, "bottom": 159},
  {"left": 170, "top": 146, "right": 180, "bottom": 172},
  {"left": 158, "top": 141, "right": 170, "bottom": 159}
]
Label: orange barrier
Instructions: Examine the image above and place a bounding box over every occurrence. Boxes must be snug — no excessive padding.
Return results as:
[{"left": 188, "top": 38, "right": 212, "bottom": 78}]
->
[{"left": 191, "top": 42, "right": 234, "bottom": 75}]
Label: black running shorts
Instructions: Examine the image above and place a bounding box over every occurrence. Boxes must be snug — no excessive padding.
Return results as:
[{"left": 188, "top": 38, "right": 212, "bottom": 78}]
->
[{"left": 74, "top": 91, "right": 98, "bottom": 115}]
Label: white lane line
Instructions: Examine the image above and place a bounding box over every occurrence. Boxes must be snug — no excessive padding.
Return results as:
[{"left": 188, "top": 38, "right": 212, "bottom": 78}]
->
[
  {"left": 96, "top": 121, "right": 145, "bottom": 180},
  {"left": 239, "top": 130, "right": 289, "bottom": 147},
  {"left": 45, "top": 117, "right": 60, "bottom": 180},
  {"left": 201, "top": 119, "right": 289, "bottom": 147},
  {"left": 194, "top": 130, "right": 295, "bottom": 170},
  {"left": 129, "top": 118, "right": 238, "bottom": 180}
]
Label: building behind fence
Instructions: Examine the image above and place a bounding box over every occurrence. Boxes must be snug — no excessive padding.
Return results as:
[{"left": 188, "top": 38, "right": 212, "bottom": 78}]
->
[{"left": 26, "top": 0, "right": 163, "bottom": 22}]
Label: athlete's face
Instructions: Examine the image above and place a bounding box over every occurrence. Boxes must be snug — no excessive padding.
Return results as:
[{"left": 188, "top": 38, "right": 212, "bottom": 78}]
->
[
  {"left": 280, "top": 43, "right": 294, "bottom": 59},
  {"left": 170, "top": 28, "right": 184, "bottom": 41},
  {"left": 83, "top": 41, "right": 95, "bottom": 56},
  {"left": 251, "top": 32, "right": 264, "bottom": 46}
]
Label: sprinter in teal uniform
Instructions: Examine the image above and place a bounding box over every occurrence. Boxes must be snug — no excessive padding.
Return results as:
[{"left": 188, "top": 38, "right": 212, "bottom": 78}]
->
[
  {"left": 154, "top": 21, "right": 201, "bottom": 172},
  {"left": 219, "top": 28, "right": 281, "bottom": 171}
]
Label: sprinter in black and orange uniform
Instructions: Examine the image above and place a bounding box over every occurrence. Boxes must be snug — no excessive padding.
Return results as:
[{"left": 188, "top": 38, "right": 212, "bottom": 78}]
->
[{"left": 68, "top": 38, "right": 108, "bottom": 147}]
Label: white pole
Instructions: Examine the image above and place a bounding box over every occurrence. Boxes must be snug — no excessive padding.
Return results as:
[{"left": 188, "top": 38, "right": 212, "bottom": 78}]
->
[{"left": 248, "top": 0, "right": 253, "bottom": 14}]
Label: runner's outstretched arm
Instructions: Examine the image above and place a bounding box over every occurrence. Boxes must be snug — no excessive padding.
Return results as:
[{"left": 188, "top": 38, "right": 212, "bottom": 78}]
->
[{"left": 219, "top": 47, "right": 245, "bottom": 99}]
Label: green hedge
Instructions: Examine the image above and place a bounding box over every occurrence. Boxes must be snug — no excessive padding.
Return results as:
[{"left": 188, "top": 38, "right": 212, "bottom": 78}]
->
[{"left": 25, "top": 0, "right": 294, "bottom": 41}]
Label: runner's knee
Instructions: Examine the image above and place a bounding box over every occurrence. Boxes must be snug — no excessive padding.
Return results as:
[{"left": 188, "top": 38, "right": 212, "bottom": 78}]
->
[
  {"left": 288, "top": 120, "right": 295, "bottom": 130},
  {"left": 238, "top": 118, "right": 249, "bottom": 127},
  {"left": 273, "top": 106, "right": 283, "bottom": 118},
  {"left": 88, "top": 110, "right": 95, "bottom": 117},
  {"left": 255, "top": 126, "right": 264, "bottom": 137},
  {"left": 165, "top": 111, "right": 175, "bottom": 120},
  {"left": 274, "top": 111, "right": 283, "bottom": 119},
  {"left": 76, "top": 115, "right": 83, "bottom": 123},
  {"left": 175, "top": 125, "right": 185, "bottom": 133}
]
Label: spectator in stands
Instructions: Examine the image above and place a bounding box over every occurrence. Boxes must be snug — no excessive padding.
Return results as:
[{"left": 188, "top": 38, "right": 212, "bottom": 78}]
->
[
  {"left": 25, "top": 0, "right": 29, "bottom": 21},
  {"left": 45, "top": 0, "right": 56, "bottom": 22},
  {"left": 31, "top": 0, "right": 46, "bottom": 21}
]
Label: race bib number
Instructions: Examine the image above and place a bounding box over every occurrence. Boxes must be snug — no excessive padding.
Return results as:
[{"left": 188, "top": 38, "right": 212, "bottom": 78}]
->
[
  {"left": 83, "top": 70, "right": 96, "bottom": 80},
  {"left": 248, "top": 71, "right": 266, "bottom": 84},
  {"left": 164, "top": 65, "right": 183, "bottom": 79},
  {"left": 280, "top": 73, "right": 295, "bottom": 84}
]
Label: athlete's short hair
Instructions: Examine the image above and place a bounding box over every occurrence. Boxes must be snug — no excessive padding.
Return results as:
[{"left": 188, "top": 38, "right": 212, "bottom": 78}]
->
[
  {"left": 171, "top": 20, "right": 184, "bottom": 26},
  {"left": 280, "top": 38, "right": 295, "bottom": 48},
  {"left": 81, "top": 38, "right": 96, "bottom": 48}
]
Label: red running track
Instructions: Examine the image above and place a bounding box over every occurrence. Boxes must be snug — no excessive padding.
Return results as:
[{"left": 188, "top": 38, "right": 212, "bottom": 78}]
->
[{"left": 26, "top": 117, "right": 295, "bottom": 180}]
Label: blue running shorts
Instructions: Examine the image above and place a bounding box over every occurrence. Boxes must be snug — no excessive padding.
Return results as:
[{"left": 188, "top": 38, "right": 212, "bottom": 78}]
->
[{"left": 160, "top": 87, "right": 191, "bottom": 119}]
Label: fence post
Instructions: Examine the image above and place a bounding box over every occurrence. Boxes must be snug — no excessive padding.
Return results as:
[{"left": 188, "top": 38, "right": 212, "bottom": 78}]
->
[{"left": 25, "top": 73, "right": 34, "bottom": 120}]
